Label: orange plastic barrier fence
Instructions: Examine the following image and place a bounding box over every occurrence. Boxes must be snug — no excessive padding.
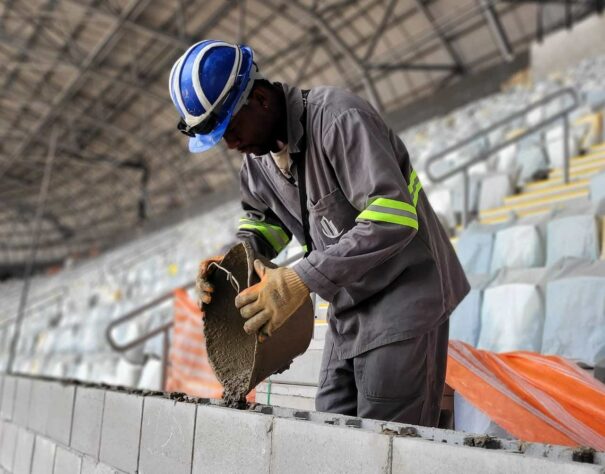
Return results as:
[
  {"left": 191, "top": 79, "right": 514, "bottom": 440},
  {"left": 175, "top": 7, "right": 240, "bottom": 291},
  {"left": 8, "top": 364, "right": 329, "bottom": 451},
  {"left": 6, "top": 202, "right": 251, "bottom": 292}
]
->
[
  {"left": 446, "top": 340, "right": 605, "bottom": 450},
  {"left": 166, "top": 289, "right": 255, "bottom": 402}
]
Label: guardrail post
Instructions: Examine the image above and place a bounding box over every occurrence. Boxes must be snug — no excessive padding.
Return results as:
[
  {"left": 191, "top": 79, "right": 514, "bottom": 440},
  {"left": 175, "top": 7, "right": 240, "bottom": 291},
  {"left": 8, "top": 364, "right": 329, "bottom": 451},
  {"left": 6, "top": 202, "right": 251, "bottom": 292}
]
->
[
  {"left": 161, "top": 328, "right": 169, "bottom": 391},
  {"left": 462, "top": 171, "right": 469, "bottom": 229},
  {"left": 563, "top": 115, "right": 570, "bottom": 184}
]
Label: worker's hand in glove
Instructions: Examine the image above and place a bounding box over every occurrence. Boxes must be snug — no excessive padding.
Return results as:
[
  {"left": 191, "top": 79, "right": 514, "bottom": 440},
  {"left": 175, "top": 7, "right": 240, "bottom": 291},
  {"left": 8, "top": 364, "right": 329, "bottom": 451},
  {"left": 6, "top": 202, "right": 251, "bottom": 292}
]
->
[
  {"left": 235, "top": 259, "right": 309, "bottom": 342},
  {"left": 195, "top": 255, "right": 224, "bottom": 311}
]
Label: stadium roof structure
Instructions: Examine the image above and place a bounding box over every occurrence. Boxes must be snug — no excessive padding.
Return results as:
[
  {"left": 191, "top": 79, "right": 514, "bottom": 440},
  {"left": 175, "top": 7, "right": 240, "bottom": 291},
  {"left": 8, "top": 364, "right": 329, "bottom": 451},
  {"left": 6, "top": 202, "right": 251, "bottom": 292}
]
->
[{"left": 0, "top": 0, "right": 600, "bottom": 274}]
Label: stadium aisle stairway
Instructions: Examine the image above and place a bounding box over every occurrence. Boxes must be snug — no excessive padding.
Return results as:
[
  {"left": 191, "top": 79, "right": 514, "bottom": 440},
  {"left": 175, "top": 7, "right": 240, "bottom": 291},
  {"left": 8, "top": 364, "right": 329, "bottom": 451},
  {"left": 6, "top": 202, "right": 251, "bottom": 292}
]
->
[{"left": 480, "top": 143, "right": 605, "bottom": 223}]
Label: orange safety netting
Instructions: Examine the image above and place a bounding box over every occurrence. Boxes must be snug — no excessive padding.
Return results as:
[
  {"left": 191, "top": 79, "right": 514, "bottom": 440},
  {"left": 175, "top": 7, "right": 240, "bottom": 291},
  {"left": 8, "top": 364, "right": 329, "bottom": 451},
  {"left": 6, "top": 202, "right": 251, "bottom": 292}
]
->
[
  {"left": 446, "top": 340, "right": 605, "bottom": 450},
  {"left": 166, "top": 288, "right": 255, "bottom": 402}
]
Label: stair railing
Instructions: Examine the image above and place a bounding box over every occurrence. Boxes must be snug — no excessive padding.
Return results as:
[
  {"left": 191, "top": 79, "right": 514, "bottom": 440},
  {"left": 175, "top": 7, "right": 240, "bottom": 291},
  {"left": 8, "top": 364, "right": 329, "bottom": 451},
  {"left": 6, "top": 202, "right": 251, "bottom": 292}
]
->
[
  {"left": 105, "top": 282, "right": 193, "bottom": 390},
  {"left": 425, "top": 87, "right": 580, "bottom": 228}
]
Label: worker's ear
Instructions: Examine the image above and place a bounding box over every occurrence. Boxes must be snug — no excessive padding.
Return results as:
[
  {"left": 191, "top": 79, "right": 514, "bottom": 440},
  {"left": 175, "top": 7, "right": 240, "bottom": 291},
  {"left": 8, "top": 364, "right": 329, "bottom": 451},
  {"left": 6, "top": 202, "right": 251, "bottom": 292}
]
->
[{"left": 249, "top": 86, "right": 270, "bottom": 111}]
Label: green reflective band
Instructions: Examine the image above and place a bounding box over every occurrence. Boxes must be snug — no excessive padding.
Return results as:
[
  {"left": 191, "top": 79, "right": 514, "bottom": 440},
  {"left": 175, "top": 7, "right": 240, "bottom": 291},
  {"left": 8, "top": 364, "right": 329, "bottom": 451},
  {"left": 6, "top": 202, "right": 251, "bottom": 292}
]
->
[
  {"left": 368, "top": 197, "right": 416, "bottom": 215},
  {"left": 356, "top": 210, "right": 419, "bottom": 230},
  {"left": 407, "top": 170, "right": 417, "bottom": 195},
  {"left": 302, "top": 244, "right": 309, "bottom": 252},
  {"left": 238, "top": 218, "right": 290, "bottom": 253},
  {"left": 407, "top": 170, "right": 422, "bottom": 207}
]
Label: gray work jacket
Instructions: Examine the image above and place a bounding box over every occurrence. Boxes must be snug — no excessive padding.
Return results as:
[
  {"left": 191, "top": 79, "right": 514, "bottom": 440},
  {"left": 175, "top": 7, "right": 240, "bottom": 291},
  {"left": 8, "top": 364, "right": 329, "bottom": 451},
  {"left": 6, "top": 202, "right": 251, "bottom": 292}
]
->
[{"left": 237, "top": 83, "right": 469, "bottom": 359}]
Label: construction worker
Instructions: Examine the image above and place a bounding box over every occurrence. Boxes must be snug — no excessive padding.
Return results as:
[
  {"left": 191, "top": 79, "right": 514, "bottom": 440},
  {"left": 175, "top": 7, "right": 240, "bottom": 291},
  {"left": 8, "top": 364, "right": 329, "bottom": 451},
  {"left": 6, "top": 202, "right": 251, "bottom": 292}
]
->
[{"left": 169, "top": 40, "right": 470, "bottom": 426}]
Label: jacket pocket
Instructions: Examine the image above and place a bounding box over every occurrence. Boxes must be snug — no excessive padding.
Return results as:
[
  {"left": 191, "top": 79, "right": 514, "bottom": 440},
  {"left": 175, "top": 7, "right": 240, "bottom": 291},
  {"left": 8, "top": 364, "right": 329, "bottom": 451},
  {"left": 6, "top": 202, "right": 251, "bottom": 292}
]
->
[{"left": 308, "top": 189, "right": 358, "bottom": 250}]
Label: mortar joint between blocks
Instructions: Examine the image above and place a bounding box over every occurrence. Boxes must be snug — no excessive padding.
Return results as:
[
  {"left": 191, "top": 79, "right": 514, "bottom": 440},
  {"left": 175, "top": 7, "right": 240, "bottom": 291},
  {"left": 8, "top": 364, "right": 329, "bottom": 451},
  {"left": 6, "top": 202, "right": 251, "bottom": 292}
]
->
[{"left": 135, "top": 395, "right": 145, "bottom": 472}]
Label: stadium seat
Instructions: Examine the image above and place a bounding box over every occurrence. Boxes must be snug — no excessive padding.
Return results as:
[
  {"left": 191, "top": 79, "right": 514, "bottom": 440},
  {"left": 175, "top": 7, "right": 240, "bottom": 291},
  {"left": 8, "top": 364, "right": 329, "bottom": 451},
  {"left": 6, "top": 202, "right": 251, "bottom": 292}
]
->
[
  {"left": 449, "top": 274, "right": 492, "bottom": 346},
  {"left": 456, "top": 222, "right": 511, "bottom": 274},
  {"left": 490, "top": 224, "right": 545, "bottom": 272},
  {"left": 477, "top": 267, "right": 547, "bottom": 353},
  {"left": 542, "top": 259, "right": 605, "bottom": 365},
  {"left": 589, "top": 171, "right": 605, "bottom": 207},
  {"left": 478, "top": 173, "right": 514, "bottom": 211},
  {"left": 546, "top": 214, "right": 600, "bottom": 265}
]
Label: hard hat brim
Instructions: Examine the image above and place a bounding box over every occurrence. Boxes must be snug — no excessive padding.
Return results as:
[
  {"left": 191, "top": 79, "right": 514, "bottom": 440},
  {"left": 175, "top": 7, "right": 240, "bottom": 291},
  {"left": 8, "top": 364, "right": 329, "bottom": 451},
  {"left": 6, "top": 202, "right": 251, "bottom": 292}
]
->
[{"left": 188, "top": 117, "right": 230, "bottom": 153}]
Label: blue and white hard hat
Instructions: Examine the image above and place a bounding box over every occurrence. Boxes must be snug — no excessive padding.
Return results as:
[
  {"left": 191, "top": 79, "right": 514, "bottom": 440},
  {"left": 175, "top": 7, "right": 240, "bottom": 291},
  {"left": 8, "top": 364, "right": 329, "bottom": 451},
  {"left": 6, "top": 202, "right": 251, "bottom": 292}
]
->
[{"left": 169, "top": 40, "right": 256, "bottom": 153}]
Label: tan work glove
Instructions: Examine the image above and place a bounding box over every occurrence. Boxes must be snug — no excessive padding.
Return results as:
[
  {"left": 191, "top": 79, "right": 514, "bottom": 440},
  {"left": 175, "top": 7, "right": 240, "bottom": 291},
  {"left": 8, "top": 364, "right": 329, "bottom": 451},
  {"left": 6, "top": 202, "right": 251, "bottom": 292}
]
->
[
  {"left": 235, "top": 259, "right": 309, "bottom": 342},
  {"left": 195, "top": 255, "right": 224, "bottom": 311}
]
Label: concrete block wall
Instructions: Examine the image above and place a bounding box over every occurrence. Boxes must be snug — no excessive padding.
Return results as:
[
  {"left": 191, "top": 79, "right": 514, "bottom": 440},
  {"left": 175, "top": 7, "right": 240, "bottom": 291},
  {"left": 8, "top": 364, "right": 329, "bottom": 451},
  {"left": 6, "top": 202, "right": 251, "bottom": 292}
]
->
[
  {"left": 255, "top": 327, "right": 325, "bottom": 410},
  {"left": 0, "top": 373, "right": 604, "bottom": 474}
]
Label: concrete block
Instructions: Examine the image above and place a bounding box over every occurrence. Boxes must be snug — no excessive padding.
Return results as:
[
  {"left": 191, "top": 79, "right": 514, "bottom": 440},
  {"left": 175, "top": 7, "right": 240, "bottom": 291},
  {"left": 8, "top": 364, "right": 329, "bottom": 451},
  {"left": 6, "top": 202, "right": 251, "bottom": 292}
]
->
[
  {"left": 45, "top": 382, "right": 75, "bottom": 446},
  {"left": 71, "top": 387, "right": 105, "bottom": 458},
  {"left": 270, "top": 417, "right": 391, "bottom": 473},
  {"left": 28, "top": 379, "right": 52, "bottom": 434},
  {"left": 193, "top": 405, "right": 272, "bottom": 474},
  {"left": 80, "top": 456, "right": 123, "bottom": 474},
  {"left": 0, "top": 375, "right": 16, "bottom": 420},
  {"left": 13, "top": 427, "right": 35, "bottom": 474},
  {"left": 0, "top": 421, "right": 17, "bottom": 471},
  {"left": 31, "top": 436, "right": 56, "bottom": 474},
  {"left": 99, "top": 391, "right": 143, "bottom": 473},
  {"left": 13, "top": 377, "right": 32, "bottom": 426},
  {"left": 391, "top": 437, "right": 603, "bottom": 474},
  {"left": 255, "top": 382, "right": 317, "bottom": 411},
  {"left": 270, "top": 348, "right": 323, "bottom": 385},
  {"left": 139, "top": 397, "right": 196, "bottom": 474},
  {"left": 53, "top": 446, "right": 82, "bottom": 474}
]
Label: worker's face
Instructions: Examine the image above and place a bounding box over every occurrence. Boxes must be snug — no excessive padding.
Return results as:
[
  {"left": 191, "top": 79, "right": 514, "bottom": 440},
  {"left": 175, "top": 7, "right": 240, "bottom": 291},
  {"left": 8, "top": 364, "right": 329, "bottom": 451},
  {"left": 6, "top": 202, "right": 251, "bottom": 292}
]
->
[{"left": 223, "top": 86, "right": 280, "bottom": 156}]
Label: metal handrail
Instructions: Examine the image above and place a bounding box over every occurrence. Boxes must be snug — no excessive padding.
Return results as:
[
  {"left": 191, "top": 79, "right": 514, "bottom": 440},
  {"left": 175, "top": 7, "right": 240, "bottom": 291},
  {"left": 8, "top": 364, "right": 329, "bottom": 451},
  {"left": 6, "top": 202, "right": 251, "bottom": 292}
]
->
[
  {"left": 425, "top": 87, "right": 580, "bottom": 227},
  {"left": 105, "top": 281, "right": 194, "bottom": 389},
  {"left": 105, "top": 249, "right": 307, "bottom": 390}
]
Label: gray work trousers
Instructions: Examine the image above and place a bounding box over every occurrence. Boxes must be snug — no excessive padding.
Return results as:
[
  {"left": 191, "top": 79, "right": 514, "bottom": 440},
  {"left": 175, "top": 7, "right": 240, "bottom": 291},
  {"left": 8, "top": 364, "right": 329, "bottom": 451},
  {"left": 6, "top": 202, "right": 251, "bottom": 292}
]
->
[{"left": 315, "top": 318, "right": 449, "bottom": 427}]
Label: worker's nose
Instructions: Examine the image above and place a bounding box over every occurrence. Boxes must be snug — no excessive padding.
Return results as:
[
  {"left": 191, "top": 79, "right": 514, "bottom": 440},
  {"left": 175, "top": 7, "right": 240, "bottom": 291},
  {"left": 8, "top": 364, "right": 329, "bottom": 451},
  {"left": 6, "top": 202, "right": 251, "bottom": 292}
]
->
[
  {"left": 223, "top": 129, "right": 240, "bottom": 150},
  {"left": 224, "top": 138, "right": 240, "bottom": 150}
]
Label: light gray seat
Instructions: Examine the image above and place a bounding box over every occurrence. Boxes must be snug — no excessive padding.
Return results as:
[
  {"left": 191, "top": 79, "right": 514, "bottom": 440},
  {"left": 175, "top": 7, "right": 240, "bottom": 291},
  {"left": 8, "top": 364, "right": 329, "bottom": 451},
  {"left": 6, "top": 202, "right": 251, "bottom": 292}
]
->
[
  {"left": 478, "top": 173, "right": 514, "bottom": 211},
  {"left": 490, "top": 224, "right": 545, "bottom": 272},
  {"left": 584, "top": 88, "right": 605, "bottom": 109},
  {"left": 456, "top": 222, "right": 511, "bottom": 274},
  {"left": 515, "top": 144, "right": 549, "bottom": 184},
  {"left": 546, "top": 214, "right": 600, "bottom": 265},
  {"left": 545, "top": 125, "right": 580, "bottom": 169},
  {"left": 138, "top": 357, "right": 163, "bottom": 391},
  {"left": 449, "top": 274, "right": 492, "bottom": 346},
  {"left": 114, "top": 358, "right": 143, "bottom": 387},
  {"left": 589, "top": 171, "right": 605, "bottom": 208},
  {"left": 477, "top": 268, "right": 547, "bottom": 353},
  {"left": 454, "top": 392, "right": 512, "bottom": 439},
  {"left": 542, "top": 259, "right": 605, "bottom": 365}
]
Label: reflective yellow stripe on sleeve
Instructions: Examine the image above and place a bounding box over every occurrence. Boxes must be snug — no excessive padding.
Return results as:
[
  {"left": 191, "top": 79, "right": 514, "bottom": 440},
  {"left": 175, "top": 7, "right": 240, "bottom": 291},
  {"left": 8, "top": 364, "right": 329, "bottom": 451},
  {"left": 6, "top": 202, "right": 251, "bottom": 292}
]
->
[
  {"left": 407, "top": 170, "right": 423, "bottom": 207},
  {"left": 356, "top": 170, "right": 422, "bottom": 230},
  {"left": 238, "top": 218, "right": 290, "bottom": 253},
  {"left": 356, "top": 197, "right": 418, "bottom": 230}
]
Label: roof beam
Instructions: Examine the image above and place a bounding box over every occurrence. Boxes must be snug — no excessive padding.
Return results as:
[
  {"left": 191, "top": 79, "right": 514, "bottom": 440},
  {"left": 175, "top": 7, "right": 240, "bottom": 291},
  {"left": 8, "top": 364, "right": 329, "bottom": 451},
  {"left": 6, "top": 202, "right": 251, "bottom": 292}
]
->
[
  {"left": 413, "top": 0, "right": 466, "bottom": 74},
  {"left": 365, "top": 62, "right": 459, "bottom": 72},
  {"left": 361, "top": 0, "right": 398, "bottom": 62},
  {"left": 270, "top": 0, "right": 384, "bottom": 112},
  {"left": 478, "top": 0, "right": 514, "bottom": 62},
  {"left": 0, "top": 0, "right": 153, "bottom": 182},
  {"left": 0, "top": 34, "right": 170, "bottom": 104},
  {"left": 8, "top": 203, "right": 73, "bottom": 239},
  {"left": 54, "top": 0, "right": 200, "bottom": 49}
]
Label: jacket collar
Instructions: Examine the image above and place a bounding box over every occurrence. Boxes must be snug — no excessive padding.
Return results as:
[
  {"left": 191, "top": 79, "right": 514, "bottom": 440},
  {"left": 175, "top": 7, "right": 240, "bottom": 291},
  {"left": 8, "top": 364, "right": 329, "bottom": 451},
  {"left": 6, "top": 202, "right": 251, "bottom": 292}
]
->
[{"left": 281, "top": 82, "right": 305, "bottom": 155}]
